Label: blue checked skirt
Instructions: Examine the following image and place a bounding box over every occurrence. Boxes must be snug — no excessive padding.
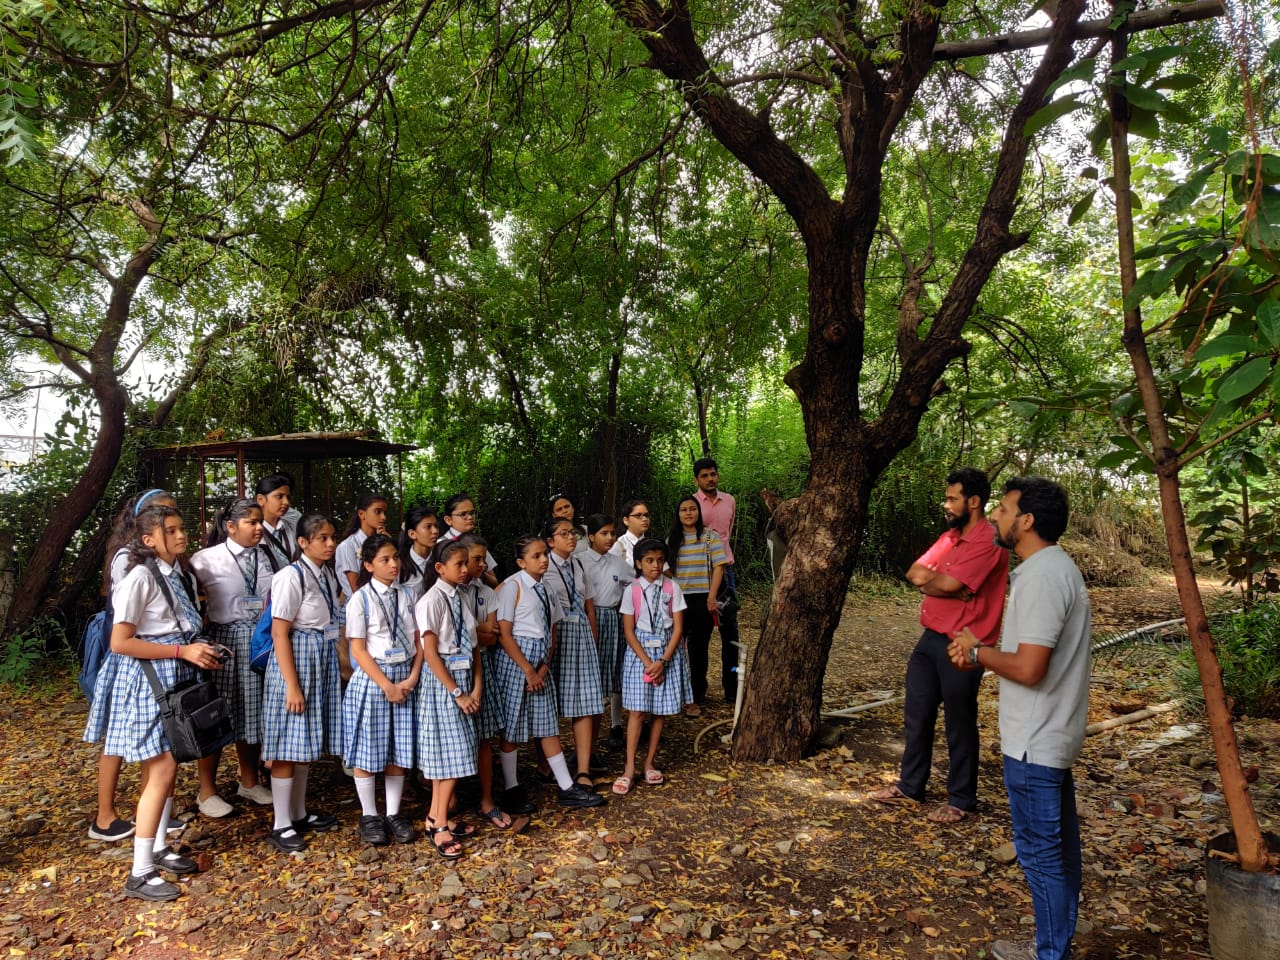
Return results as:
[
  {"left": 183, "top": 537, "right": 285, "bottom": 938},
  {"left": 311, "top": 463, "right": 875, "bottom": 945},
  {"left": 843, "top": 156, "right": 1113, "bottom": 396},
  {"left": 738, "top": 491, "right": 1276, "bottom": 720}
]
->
[
  {"left": 101, "top": 633, "right": 196, "bottom": 763},
  {"left": 595, "top": 606, "right": 625, "bottom": 697},
  {"left": 552, "top": 615, "right": 603, "bottom": 718},
  {"left": 493, "top": 635, "right": 560, "bottom": 743},
  {"left": 209, "top": 620, "right": 264, "bottom": 745},
  {"left": 621, "top": 628, "right": 692, "bottom": 717},
  {"left": 416, "top": 666, "right": 478, "bottom": 780},
  {"left": 260, "top": 628, "right": 343, "bottom": 763},
  {"left": 83, "top": 651, "right": 127, "bottom": 744},
  {"left": 342, "top": 659, "right": 416, "bottom": 772},
  {"left": 477, "top": 646, "right": 505, "bottom": 739}
]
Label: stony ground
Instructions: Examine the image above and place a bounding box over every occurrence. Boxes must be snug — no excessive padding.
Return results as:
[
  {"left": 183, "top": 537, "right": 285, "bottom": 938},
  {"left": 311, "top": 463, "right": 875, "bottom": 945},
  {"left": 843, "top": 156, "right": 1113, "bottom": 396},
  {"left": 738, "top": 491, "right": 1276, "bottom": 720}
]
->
[{"left": 1, "top": 575, "right": 1276, "bottom": 959}]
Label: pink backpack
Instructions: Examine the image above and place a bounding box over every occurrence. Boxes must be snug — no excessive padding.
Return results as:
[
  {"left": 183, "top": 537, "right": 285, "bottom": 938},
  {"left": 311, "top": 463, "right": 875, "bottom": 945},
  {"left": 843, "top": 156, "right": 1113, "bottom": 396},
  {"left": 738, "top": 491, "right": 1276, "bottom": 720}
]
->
[{"left": 630, "top": 577, "right": 674, "bottom": 629}]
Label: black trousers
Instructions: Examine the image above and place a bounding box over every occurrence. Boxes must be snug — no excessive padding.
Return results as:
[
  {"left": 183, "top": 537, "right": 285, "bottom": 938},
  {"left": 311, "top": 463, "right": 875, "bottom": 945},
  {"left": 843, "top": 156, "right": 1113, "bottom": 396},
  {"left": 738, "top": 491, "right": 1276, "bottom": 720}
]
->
[{"left": 897, "top": 627, "right": 984, "bottom": 810}]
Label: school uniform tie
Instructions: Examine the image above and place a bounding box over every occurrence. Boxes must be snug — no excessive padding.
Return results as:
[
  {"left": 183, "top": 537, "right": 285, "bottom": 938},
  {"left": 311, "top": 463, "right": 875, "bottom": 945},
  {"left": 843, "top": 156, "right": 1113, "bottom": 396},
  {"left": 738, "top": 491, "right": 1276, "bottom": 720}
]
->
[
  {"left": 532, "top": 581, "right": 551, "bottom": 635},
  {"left": 647, "top": 583, "right": 664, "bottom": 633},
  {"left": 234, "top": 548, "right": 258, "bottom": 596},
  {"left": 449, "top": 592, "right": 470, "bottom": 657},
  {"left": 166, "top": 569, "right": 202, "bottom": 639}
]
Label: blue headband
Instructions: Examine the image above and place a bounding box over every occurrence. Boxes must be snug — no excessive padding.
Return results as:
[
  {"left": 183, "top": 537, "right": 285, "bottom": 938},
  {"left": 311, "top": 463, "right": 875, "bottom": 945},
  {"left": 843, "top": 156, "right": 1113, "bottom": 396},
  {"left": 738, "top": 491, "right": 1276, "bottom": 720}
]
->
[{"left": 134, "top": 489, "right": 169, "bottom": 515}]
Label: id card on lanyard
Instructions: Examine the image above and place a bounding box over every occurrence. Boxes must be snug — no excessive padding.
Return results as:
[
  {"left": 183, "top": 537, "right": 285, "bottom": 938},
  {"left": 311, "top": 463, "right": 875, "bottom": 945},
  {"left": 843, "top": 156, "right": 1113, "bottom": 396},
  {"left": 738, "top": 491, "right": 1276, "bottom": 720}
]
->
[
  {"left": 553, "top": 557, "right": 583, "bottom": 622},
  {"left": 370, "top": 586, "right": 410, "bottom": 664},
  {"left": 304, "top": 563, "right": 341, "bottom": 643}
]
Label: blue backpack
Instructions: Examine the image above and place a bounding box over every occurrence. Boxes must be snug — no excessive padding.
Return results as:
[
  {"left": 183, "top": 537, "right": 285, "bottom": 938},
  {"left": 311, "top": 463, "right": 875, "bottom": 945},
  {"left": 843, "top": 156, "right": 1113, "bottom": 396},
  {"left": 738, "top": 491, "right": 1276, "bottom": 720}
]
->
[
  {"left": 249, "top": 563, "right": 304, "bottom": 674},
  {"left": 77, "top": 606, "right": 112, "bottom": 700}
]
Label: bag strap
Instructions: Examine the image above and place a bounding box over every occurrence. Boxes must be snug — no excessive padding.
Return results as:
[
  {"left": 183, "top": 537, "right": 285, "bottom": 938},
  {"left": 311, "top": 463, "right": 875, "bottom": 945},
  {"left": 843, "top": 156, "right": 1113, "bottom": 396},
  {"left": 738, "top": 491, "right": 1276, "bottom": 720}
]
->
[
  {"left": 145, "top": 559, "right": 188, "bottom": 637},
  {"left": 139, "top": 659, "right": 174, "bottom": 712}
]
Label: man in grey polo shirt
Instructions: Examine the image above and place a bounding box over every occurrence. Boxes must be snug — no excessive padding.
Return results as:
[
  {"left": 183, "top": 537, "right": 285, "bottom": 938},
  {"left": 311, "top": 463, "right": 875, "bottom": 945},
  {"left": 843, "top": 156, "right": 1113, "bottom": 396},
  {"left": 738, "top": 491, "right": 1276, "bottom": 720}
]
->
[{"left": 950, "top": 476, "right": 1092, "bottom": 960}]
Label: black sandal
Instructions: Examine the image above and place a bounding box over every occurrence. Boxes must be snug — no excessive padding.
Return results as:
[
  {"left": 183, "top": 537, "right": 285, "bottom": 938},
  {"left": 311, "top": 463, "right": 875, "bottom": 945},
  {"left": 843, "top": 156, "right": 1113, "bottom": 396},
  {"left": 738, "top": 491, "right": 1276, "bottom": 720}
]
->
[
  {"left": 430, "top": 824, "right": 464, "bottom": 860},
  {"left": 575, "top": 772, "right": 599, "bottom": 792}
]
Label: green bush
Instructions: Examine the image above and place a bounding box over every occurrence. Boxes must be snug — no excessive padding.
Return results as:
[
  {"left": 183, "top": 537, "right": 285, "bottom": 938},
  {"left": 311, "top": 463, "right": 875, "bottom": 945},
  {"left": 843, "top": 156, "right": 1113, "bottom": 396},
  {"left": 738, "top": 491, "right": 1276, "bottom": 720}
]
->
[{"left": 1176, "top": 602, "right": 1280, "bottom": 719}]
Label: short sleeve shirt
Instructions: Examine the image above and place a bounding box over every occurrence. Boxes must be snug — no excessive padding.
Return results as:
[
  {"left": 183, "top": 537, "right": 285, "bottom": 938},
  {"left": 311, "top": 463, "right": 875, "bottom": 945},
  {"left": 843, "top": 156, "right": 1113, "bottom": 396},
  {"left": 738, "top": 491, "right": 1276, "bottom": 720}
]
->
[
  {"left": 112, "top": 560, "right": 197, "bottom": 638},
  {"left": 916, "top": 519, "right": 1009, "bottom": 643},
  {"left": 272, "top": 557, "right": 341, "bottom": 631},
  {"left": 619, "top": 576, "right": 687, "bottom": 633},
  {"left": 495, "top": 570, "right": 563, "bottom": 639},
  {"left": 346, "top": 579, "right": 417, "bottom": 660},
  {"left": 415, "top": 579, "right": 477, "bottom": 656}
]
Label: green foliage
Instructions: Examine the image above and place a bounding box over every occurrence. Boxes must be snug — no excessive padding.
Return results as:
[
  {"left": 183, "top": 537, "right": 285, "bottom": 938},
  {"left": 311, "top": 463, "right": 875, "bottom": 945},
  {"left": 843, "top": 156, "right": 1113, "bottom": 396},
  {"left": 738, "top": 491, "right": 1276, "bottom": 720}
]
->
[
  {"left": 1177, "top": 602, "right": 1280, "bottom": 719},
  {"left": 0, "top": 616, "right": 59, "bottom": 686}
]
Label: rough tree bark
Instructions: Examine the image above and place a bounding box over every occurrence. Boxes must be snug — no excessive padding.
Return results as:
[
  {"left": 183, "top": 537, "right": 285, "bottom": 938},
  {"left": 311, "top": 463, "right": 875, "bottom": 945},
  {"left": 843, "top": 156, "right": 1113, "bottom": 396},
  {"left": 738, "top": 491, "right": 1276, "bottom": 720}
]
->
[
  {"left": 1107, "top": 27, "right": 1272, "bottom": 873},
  {"left": 609, "top": 0, "right": 1088, "bottom": 759}
]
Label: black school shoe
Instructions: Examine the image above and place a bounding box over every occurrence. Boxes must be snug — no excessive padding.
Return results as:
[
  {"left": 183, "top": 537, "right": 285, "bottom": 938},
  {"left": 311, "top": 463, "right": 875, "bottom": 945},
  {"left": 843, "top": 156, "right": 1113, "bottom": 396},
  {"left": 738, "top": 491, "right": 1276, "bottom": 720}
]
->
[
  {"left": 499, "top": 785, "right": 537, "bottom": 816},
  {"left": 267, "top": 826, "right": 306, "bottom": 852},
  {"left": 557, "top": 783, "right": 606, "bottom": 808},
  {"left": 292, "top": 811, "right": 339, "bottom": 833},
  {"left": 385, "top": 814, "right": 416, "bottom": 844},
  {"left": 358, "top": 815, "right": 389, "bottom": 845},
  {"left": 124, "top": 871, "right": 181, "bottom": 902},
  {"left": 88, "top": 818, "right": 135, "bottom": 842},
  {"left": 155, "top": 847, "right": 198, "bottom": 875}
]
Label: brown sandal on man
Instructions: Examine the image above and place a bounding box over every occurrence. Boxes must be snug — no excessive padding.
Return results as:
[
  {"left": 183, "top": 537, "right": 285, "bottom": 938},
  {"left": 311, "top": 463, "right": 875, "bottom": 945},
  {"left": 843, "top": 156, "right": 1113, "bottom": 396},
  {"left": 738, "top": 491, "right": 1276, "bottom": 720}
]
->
[
  {"left": 927, "top": 804, "right": 970, "bottom": 824},
  {"left": 870, "top": 784, "right": 917, "bottom": 804}
]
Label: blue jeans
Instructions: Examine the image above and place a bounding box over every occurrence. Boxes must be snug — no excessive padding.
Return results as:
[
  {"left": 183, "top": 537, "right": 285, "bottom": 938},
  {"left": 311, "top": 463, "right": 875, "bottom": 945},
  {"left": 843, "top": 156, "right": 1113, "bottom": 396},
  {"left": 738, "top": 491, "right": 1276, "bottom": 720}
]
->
[{"left": 1003, "top": 755, "right": 1081, "bottom": 960}]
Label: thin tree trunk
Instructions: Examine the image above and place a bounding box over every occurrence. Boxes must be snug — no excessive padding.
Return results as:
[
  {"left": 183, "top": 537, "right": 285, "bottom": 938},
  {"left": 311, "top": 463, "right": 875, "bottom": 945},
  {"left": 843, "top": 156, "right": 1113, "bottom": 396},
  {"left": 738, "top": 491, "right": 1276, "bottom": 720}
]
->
[
  {"left": 692, "top": 368, "right": 711, "bottom": 458},
  {"left": 1108, "top": 26, "right": 1270, "bottom": 873},
  {"left": 602, "top": 349, "right": 621, "bottom": 515}
]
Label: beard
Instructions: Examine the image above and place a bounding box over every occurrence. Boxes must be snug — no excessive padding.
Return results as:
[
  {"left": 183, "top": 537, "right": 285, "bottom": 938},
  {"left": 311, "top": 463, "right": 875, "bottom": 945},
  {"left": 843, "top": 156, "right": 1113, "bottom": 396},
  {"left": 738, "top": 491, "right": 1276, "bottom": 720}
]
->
[
  {"left": 945, "top": 509, "right": 966, "bottom": 530},
  {"left": 993, "top": 525, "right": 1017, "bottom": 550}
]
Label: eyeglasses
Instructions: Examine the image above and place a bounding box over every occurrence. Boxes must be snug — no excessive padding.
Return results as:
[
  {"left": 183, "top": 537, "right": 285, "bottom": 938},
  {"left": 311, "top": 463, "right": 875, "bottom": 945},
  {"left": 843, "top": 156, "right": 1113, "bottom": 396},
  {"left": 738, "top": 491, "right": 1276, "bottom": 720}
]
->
[
  {"left": 629, "top": 512, "right": 650, "bottom": 520},
  {"left": 554, "top": 530, "right": 577, "bottom": 539},
  {"left": 452, "top": 510, "right": 477, "bottom": 519}
]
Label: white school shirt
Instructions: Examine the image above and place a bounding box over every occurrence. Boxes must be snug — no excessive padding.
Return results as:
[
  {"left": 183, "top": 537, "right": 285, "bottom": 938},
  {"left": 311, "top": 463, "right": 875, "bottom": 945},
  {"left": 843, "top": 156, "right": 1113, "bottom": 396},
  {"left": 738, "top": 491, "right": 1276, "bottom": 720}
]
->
[
  {"left": 545, "top": 551, "right": 594, "bottom": 621},
  {"left": 611, "top": 531, "right": 641, "bottom": 569},
  {"left": 190, "top": 541, "right": 272, "bottom": 624},
  {"left": 260, "top": 516, "right": 296, "bottom": 569},
  {"left": 112, "top": 559, "right": 199, "bottom": 639},
  {"left": 109, "top": 548, "right": 130, "bottom": 590},
  {"left": 462, "top": 580, "right": 497, "bottom": 627},
  {"left": 271, "top": 556, "right": 340, "bottom": 632},
  {"left": 400, "top": 549, "right": 431, "bottom": 604},
  {"left": 619, "top": 576, "right": 687, "bottom": 633},
  {"left": 440, "top": 527, "right": 499, "bottom": 574},
  {"left": 581, "top": 549, "right": 633, "bottom": 609},
  {"left": 345, "top": 579, "right": 417, "bottom": 662},
  {"left": 333, "top": 529, "right": 368, "bottom": 597},
  {"left": 495, "top": 570, "right": 563, "bottom": 639},
  {"left": 416, "top": 579, "right": 477, "bottom": 657}
]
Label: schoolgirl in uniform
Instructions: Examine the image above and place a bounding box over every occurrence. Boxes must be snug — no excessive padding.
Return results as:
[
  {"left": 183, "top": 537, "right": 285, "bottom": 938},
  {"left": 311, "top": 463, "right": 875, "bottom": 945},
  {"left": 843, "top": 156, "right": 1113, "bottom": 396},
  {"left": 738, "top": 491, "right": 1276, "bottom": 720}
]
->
[
  {"left": 580, "top": 513, "right": 635, "bottom": 753},
  {"left": 397, "top": 503, "right": 440, "bottom": 604},
  {"left": 543, "top": 517, "right": 603, "bottom": 791},
  {"left": 493, "top": 535, "right": 604, "bottom": 811},
  {"left": 613, "top": 537, "right": 691, "bottom": 796},
  {"left": 666, "top": 495, "right": 727, "bottom": 717},
  {"left": 439, "top": 493, "right": 498, "bottom": 587},
  {"left": 415, "top": 540, "right": 483, "bottom": 858},
  {"left": 255, "top": 474, "right": 296, "bottom": 573},
  {"left": 344, "top": 534, "right": 422, "bottom": 846},
  {"left": 260, "top": 514, "right": 344, "bottom": 853},
  {"left": 611, "top": 499, "right": 652, "bottom": 569},
  {"left": 460, "top": 536, "right": 516, "bottom": 827},
  {"left": 98, "top": 504, "right": 227, "bottom": 901},
  {"left": 189, "top": 498, "right": 275, "bottom": 813},
  {"left": 335, "top": 494, "right": 389, "bottom": 596},
  {"left": 84, "top": 489, "right": 178, "bottom": 842},
  {"left": 549, "top": 493, "right": 588, "bottom": 554}
]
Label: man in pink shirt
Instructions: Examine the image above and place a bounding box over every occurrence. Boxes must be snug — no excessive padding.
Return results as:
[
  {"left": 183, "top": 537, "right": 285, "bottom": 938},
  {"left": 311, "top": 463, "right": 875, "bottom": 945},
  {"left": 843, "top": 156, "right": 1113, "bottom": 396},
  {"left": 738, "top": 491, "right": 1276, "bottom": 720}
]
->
[
  {"left": 693, "top": 457, "right": 739, "bottom": 704},
  {"left": 872, "top": 468, "right": 1009, "bottom": 822}
]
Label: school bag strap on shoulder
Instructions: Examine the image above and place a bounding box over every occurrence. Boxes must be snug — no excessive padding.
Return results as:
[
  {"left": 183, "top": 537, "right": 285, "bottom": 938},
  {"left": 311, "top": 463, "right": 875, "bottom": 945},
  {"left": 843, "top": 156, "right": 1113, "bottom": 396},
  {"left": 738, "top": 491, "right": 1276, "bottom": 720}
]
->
[
  {"left": 248, "top": 562, "right": 305, "bottom": 674},
  {"left": 144, "top": 559, "right": 199, "bottom": 642},
  {"left": 629, "top": 577, "right": 674, "bottom": 622}
]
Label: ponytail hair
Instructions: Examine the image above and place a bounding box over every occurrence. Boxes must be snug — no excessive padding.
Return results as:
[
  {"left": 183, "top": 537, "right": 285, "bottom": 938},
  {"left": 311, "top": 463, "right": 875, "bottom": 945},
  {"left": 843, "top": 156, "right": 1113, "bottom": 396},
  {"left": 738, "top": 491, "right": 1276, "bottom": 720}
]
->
[
  {"left": 254, "top": 473, "right": 293, "bottom": 498},
  {"left": 104, "top": 489, "right": 175, "bottom": 593},
  {"left": 126, "top": 505, "right": 183, "bottom": 571},
  {"left": 514, "top": 534, "right": 545, "bottom": 563},
  {"left": 355, "top": 533, "right": 398, "bottom": 588},
  {"left": 343, "top": 493, "right": 388, "bottom": 538},
  {"left": 295, "top": 513, "right": 336, "bottom": 562},
  {"left": 397, "top": 503, "right": 440, "bottom": 584},
  {"left": 206, "top": 497, "right": 262, "bottom": 548}
]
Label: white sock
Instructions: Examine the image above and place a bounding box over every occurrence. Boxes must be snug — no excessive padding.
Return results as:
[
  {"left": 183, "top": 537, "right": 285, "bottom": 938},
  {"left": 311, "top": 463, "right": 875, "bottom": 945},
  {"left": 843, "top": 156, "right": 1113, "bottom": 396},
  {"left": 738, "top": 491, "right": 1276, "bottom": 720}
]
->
[
  {"left": 547, "top": 750, "right": 573, "bottom": 790},
  {"left": 271, "top": 776, "right": 294, "bottom": 831},
  {"left": 291, "top": 764, "right": 309, "bottom": 821},
  {"left": 131, "top": 837, "right": 155, "bottom": 878},
  {"left": 499, "top": 748, "right": 519, "bottom": 789},
  {"left": 385, "top": 775, "right": 405, "bottom": 816},
  {"left": 152, "top": 799, "right": 173, "bottom": 853},
  {"left": 610, "top": 694, "right": 623, "bottom": 728},
  {"left": 354, "top": 775, "right": 378, "bottom": 817}
]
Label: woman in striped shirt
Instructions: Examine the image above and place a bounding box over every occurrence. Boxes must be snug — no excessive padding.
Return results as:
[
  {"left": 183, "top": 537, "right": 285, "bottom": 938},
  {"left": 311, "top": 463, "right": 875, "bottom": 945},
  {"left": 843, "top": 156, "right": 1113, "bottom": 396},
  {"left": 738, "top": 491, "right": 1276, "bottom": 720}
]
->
[{"left": 664, "top": 496, "right": 727, "bottom": 717}]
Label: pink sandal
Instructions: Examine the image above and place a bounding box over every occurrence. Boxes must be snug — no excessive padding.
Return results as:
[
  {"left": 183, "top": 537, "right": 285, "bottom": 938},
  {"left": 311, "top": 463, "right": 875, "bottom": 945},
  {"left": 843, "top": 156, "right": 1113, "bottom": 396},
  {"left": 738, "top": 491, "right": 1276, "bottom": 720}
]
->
[
  {"left": 644, "top": 768, "right": 664, "bottom": 785},
  {"left": 612, "top": 775, "right": 633, "bottom": 796}
]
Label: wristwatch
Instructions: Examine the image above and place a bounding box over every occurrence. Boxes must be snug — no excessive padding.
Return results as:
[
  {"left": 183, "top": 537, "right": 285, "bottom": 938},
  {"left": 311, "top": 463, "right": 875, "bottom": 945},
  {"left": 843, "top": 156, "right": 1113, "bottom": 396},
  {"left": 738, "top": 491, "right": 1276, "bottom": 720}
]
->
[
  {"left": 968, "top": 645, "right": 981, "bottom": 666},
  {"left": 449, "top": 686, "right": 462, "bottom": 698}
]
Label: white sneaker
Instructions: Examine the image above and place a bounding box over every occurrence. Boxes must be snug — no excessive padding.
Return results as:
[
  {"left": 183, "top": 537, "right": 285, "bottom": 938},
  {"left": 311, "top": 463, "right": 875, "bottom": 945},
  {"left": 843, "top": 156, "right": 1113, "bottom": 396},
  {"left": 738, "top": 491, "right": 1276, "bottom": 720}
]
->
[
  {"left": 236, "top": 782, "right": 273, "bottom": 805},
  {"left": 198, "top": 793, "right": 233, "bottom": 818},
  {"left": 992, "top": 940, "right": 1037, "bottom": 960}
]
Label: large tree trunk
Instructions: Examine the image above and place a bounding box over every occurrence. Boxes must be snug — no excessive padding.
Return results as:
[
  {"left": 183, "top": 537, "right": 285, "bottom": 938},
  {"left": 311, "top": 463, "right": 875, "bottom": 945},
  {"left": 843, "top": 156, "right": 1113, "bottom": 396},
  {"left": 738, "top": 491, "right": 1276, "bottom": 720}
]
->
[{"left": 1108, "top": 26, "right": 1271, "bottom": 874}]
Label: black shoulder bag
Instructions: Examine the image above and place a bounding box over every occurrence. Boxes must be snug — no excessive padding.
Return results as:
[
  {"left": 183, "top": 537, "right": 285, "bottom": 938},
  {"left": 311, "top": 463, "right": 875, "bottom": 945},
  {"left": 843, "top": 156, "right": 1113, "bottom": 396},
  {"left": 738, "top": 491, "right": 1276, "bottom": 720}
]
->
[{"left": 140, "top": 561, "right": 236, "bottom": 763}]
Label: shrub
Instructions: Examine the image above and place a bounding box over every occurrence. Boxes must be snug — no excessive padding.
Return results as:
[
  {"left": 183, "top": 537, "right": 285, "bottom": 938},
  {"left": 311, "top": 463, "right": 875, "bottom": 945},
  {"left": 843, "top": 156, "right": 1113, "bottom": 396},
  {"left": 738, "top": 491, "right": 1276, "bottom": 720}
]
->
[{"left": 1176, "top": 602, "right": 1280, "bottom": 719}]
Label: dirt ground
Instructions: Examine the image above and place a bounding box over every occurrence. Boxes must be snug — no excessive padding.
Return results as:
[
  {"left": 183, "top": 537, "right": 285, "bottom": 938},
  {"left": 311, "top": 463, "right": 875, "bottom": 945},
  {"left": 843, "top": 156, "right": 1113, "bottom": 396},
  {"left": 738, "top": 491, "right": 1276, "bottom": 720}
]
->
[{"left": 1, "top": 575, "right": 1276, "bottom": 959}]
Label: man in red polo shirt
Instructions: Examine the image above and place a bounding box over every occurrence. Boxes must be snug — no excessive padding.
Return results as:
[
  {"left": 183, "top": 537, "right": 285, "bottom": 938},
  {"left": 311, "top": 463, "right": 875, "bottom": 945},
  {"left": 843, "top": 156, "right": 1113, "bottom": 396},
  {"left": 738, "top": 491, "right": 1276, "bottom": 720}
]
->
[
  {"left": 872, "top": 468, "right": 1008, "bottom": 822},
  {"left": 693, "top": 456, "right": 739, "bottom": 706}
]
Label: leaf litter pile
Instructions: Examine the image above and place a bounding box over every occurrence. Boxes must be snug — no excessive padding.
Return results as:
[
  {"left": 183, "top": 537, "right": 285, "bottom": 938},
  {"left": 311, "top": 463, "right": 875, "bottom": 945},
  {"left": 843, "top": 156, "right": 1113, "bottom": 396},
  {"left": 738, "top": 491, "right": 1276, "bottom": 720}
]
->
[{"left": 2, "top": 577, "right": 1277, "bottom": 959}]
